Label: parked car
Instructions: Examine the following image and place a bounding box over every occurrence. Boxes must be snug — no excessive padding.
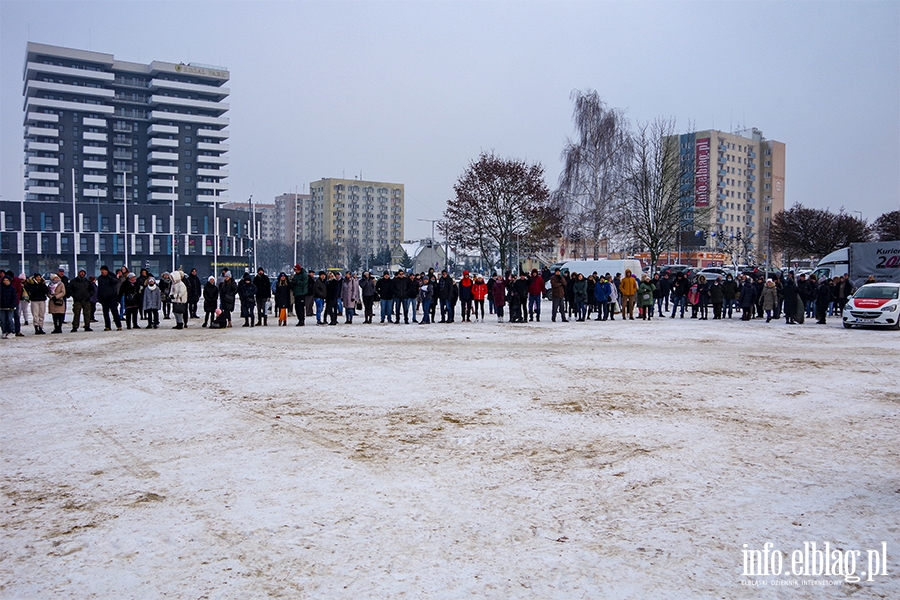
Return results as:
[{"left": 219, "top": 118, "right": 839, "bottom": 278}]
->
[
  {"left": 694, "top": 267, "right": 737, "bottom": 281},
  {"left": 842, "top": 283, "right": 900, "bottom": 330}
]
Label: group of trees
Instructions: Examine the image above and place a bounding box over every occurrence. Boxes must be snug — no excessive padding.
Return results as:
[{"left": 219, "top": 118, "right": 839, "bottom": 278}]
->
[
  {"left": 442, "top": 89, "right": 898, "bottom": 272},
  {"left": 770, "top": 205, "right": 899, "bottom": 263},
  {"left": 442, "top": 90, "right": 701, "bottom": 272}
]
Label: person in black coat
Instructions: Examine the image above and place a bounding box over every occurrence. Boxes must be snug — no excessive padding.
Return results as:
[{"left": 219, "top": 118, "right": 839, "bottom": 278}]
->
[
  {"left": 738, "top": 276, "right": 757, "bottom": 321},
  {"left": 202, "top": 276, "right": 219, "bottom": 327},
  {"left": 218, "top": 272, "right": 238, "bottom": 327},
  {"left": 237, "top": 273, "right": 257, "bottom": 327},
  {"left": 96, "top": 265, "right": 122, "bottom": 331},
  {"left": 783, "top": 272, "right": 798, "bottom": 324},
  {"left": 376, "top": 271, "right": 394, "bottom": 324},
  {"left": 253, "top": 268, "right": 271, "bottom": 326},
  {"left": 816, "top": 278, "right": 833, "bottom": 324},
  {"left": 274, "top": 273, "right": 292, "bottom": 326},
  {"left": 325, "top": 272, "right": 342, "bottom": 325},
  {"left": 186, "top": 268, "right": 203, "bottom": 318},
  {"left": 119, "top": 273, "right": 141, "bottom": 329}
]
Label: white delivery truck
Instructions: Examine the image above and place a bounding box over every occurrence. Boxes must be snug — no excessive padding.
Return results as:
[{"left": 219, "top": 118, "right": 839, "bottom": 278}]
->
[
  {"left": 550, "top": 259, "right": 644, "bottom": 277},
  {"left": 812, "top": 241, "right": 900, "bottom": 287}
]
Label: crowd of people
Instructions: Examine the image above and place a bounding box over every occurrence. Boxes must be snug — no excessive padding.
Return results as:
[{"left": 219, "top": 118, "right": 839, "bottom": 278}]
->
[{"left": 0, "top": 263, "right": 861, "bottom": 338}]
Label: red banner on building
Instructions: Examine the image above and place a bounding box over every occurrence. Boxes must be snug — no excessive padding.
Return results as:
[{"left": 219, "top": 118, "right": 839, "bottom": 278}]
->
[{"left": 694, "top": 137, "right": 710, "bottom": 207}]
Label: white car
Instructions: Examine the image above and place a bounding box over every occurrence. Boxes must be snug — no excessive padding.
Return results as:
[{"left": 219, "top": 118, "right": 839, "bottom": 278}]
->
[{"left": 842, "top": 283, "right": 900, "bottom": 330}]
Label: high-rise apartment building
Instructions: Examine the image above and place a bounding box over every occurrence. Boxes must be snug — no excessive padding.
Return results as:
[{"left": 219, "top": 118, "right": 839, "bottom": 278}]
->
[
  {"left": 307, "top": 179, "right": 404, "bottom": 256},
  {"left": 673, "top": 128, "right": 785, "bottom": 264},
  {"left": 1, "top": 43, "right": 256, "bottom": 276},
  {"left": 24, "top": 42, "right": 229, "bottom": 205}
]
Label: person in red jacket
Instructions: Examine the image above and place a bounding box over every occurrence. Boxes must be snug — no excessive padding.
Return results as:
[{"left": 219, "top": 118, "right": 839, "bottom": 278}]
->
[
  {"left": 472, "top": 275, "right": 488, "bottom": 322},
  {"left": 527, "top": 269, "right": 544, "bottom": 322}
]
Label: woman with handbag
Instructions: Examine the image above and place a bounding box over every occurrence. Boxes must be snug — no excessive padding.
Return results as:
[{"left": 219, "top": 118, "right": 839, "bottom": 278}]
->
[{"left": 47, "top": 274, "right": 67, "bottom": 334}]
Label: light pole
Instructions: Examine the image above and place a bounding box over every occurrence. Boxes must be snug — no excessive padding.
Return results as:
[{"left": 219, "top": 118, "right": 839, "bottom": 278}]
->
[
  {"left": 171, "top": 181, "right": 177, "bottom": 273},
  {"left": 120, "top": 170, "right": 129, "bottom": 269},
  {"left": 293, "top": 186, "right": 298, "bottom": 268},
  {"left": 249, "top": 194, "right": 256, "bottom": 274},
  {"left": 19, "top": 165, "right": 26, "bottom": 273},
  {"left": 71, "top": 169, "right": 78, "bottom": 274}
]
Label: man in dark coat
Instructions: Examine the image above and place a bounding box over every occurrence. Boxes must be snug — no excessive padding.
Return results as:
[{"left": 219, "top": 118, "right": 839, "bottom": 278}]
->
[
  {"left": 96, "top": 265, "right": 122, "bottom": 331},
  {"left": 186, "top": 268, "right": 203, "bottom": 318},
  {"left": 816, "top": 278, "right": 833, "bottom": 324},
  {"left": 253, "top": 268, "right": 271, "bottom": 326},
  {"left": 68, "top": 269, "right": 94, "bottom": 332},
  {"left": 202, "top": 276, "right": 219, "bottom": 327}
]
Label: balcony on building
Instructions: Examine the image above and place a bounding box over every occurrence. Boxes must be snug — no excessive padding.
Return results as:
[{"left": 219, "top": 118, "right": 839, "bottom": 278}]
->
[
  {"left": 197, "top": 141, "right": 229, "bottom": 152},
  {"left": 26, "top": 97, "right": 115, "bottom": 115},
  {"left": 149, "top": 111, "right": 228, "bottom": 127},
  {"left": 748, "top": 149, "right": 757, "bottom": 158},
  {"left": 25, "top": 61, "right": 115, "bottom": 82},
  {"left": 197, "top": 168, "right": 228, "bottom": 178},
  {"left": 83, "top": 146, "right": 107, "bottom": 156},
  {"left": 149, "top": 178, "right": 178, "bottom": 189},
  {"left": 148, "top": 137, "right": 178, "bottom": 149},
  {"left": 717, "top": 192, "right": 726, "bottom": 201},
  {"left": 747, "top": 162, "right": 756, "bottom": 170},
  {"left": 83, "top": 117, "right": 107, "bottom": 128},
  {"left": 112, "top": 136, "right": 133, "bottom": 146},
  {"left": 83, "top": 131, "right": 108, "bottom": 142},
  {"left": 717, "top": 155, "right": 727, "bottom": 164},
  {"left": 84, "top": 188, "right": 108, "bottom": 198},
  {"left": 28, "top": 156, "right": 59, "bottom": 166},
  {"left": 26, "top": 80, "right": 115, "bottom": 100},
  {"left": 717, "top": 179, "right": 725, "bottom": 189},
  {"left": 149, "top": 192, "right": 178, "bottom": 202},
  {"left": 27, "top": 126, "right": 59, "bottom": 138},
  {"left": 27, "top": 171, "right": 60, "bottom": 181},
  {"left": 718, "top": 143, "right": 727, "bottom": 151},
  {"left": 26, "top": 185, "right": 60, "bottom": 195},
  {"left": 196, "top": 154, "right": 229, "bottom": 165},
  {"left": 150, "top": 78, "right": 230, "bottom": 99},
  {"left": 148, "top": 165, "right": 178, "bottom": 175},
  {"left": 113, "top": 122, "right": 133, "bottom": 133},
  {"left": 112, "top": 149, "right": 132, "bottom": 160},
  {"left": 717, "top": 168, "right": 727, "bottom": 176},
  {"left": 747, "top": 209, "right": 755, "bottom": 216},
  {"left": 747, "top": 174, "right": 756, "bottom": 181},
  {"left": 150, "top": 95, "right": 229, "bottom": 113},
  {"left": 27, "top": 141, "right": 59, "bottom": 152},
  {"left": 747, "top": 186, "right": 756, "bottom": 193},
  {"left": 195, "top": 194, "right": 228, "bottom": 204},
  {"left": 147, "top": 124, "right": 179, "bottom": 135},
  {"left": 84, "top": 174, "right": 107, "bottom": 184},
  {"left": 196, "top": 128, "right": 229, "bottom": 139},
  {"left": 26, "top": 112, "right": 59, "bottom": 124},
  {"left": 149, "top": 150, "right": 178, "bottom": 161},
  {"left": 197, "top": 181, "right": 228, "bottom": 191},
  {"left": 83, "top": 160, "right": 107, "bottom": 169}
]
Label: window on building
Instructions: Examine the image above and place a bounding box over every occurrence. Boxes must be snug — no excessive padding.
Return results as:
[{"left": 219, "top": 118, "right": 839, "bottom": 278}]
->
[
  {"left": 184, "top": 150, "right": 192, "bottom": 157},
  {"left": 102, "top": 217, "right": 110, "bottom": 232},
  {"left": 184, "top": 137, "right": 191, "bottom": 143},
  {"left": 80, "top": 236, "right": 88, "bottom": 253}
]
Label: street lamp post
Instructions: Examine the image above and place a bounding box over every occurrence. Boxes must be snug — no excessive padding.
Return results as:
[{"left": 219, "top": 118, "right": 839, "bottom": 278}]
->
[
  {"left": 71, "top": 169, "right": 78, "bottom": 274},
  {"left": 120, "top": 170, "right": 129, "bottom": 270}
]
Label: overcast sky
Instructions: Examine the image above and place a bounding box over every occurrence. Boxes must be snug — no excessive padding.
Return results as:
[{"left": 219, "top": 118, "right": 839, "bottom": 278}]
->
[{"left": 1, "top": 0, "right": 897, "bottom": 239}]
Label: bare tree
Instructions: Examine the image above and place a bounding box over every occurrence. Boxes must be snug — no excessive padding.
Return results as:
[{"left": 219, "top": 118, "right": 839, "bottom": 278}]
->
[
  {"left": 440, "top": 152, "right": 559, "bottom": 272},
  {"left": 554, "top": 90, "right": 631, "bottom": 259},
  {"left": 620, "top": 118, "right": 692, "bottom": 271}
]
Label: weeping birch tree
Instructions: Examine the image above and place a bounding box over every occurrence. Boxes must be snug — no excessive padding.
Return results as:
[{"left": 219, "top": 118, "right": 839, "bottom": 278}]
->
[{"left": 554, "top": 90, "right": 631, "bottom": 259}]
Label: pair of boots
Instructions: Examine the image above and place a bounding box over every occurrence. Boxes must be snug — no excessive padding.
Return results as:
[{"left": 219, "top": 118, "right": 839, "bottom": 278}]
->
[
  {"left": 34, "top": 325, "right": 46, "bottom": 335},
  {"left": 243, "top": 317, "right": 255, "bottom": 327},
  {"left": 255, "top": 316, "right": 267, "bottom": 326}
]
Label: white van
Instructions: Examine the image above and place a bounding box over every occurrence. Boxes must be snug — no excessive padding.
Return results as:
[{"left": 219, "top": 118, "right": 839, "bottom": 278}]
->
[{"left": 551, "top": 259, "right": 644, "bottom": 278}]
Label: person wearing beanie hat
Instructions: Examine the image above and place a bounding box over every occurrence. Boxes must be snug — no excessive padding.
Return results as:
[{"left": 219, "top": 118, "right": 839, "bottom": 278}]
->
[
  {"left": 119, "top": 272, "right": 141, "bottom": 330},
  {"left": 47, "top": 273, "right": 67, "bottom": 334},
  {"left": 217, "top": 270, "right": 237, "bottom": 327},
  {"left": 202, "top": 275, "right": 219, "bottom": 327},
  {"left": 169, "top": 270, "right": 189, "bottom": 329},
  {"left": 68, "top": 268, "right": 94, "bottom": 332},
  {"left": 142, "top": 276, "right": 162, "bottom": 329}
]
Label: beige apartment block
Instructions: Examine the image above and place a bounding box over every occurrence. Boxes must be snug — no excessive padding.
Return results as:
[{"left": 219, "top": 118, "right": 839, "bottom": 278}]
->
[
  {"left": 308, "top": 178, "right": 404, "bottom": 256},
  {"left": 672, "top": 127, "right": 785, "bottom": 264}
]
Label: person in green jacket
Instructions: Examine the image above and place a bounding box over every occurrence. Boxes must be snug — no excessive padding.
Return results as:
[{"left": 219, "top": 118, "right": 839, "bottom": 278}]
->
[
  {"left": 638, "top": 275, "right": 656, "bottom": 320},
  {"left": 290, "top": 264, "right": 309, "bottom": 326}
]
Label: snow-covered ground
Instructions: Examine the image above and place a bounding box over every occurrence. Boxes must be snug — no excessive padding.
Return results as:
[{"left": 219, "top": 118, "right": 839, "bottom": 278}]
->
[{"left": 2, "top": 305, "right": 898, "bottom": 599}]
